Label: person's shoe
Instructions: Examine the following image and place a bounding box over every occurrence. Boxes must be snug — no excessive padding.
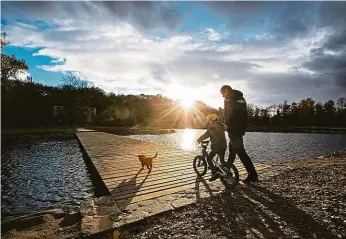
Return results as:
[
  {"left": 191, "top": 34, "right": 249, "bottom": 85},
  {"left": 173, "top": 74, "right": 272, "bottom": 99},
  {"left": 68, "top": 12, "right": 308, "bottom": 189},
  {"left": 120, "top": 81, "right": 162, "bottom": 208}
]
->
[
  {"left": 209, "top": 171, "right": 219, "bottom": 182},
  {"left": 242, "top": 175, "right": 259, "bottom": 183}
]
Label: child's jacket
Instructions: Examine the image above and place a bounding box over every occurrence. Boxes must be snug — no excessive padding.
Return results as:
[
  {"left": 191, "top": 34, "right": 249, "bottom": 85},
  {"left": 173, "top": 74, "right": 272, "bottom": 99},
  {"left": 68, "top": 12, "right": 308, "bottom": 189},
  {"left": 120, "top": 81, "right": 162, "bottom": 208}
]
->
[{"left": 197, "top": 122, "right": 227, "bottom": 152}]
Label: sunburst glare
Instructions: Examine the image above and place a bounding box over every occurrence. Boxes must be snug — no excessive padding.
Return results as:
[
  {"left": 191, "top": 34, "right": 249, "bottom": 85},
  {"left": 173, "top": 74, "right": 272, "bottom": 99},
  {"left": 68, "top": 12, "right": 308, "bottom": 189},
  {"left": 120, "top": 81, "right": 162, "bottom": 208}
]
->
[
  {"left": 180, "top": 98, "right": 194, "bottom": 109},
  {"left": 150, "top": 83, "right": 205, "bottom": 128}
]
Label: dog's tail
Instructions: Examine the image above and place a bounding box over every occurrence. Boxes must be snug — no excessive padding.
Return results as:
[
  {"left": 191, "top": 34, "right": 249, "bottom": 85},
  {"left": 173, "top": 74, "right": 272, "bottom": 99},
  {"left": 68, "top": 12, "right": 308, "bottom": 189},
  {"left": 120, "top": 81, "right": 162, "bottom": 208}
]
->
[{"left": 151, "top": 152, "right": 158, "bottom": 160}]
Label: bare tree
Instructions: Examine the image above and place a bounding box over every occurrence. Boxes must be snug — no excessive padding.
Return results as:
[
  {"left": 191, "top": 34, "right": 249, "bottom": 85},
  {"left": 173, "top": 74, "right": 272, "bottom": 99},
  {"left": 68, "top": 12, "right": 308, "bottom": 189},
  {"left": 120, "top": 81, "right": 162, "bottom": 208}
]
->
[
  {"left": 1, "top": 31, "right": 10, "bottom": 49},
  {"left": 61, "top": 72, "right": 92, "bottom": 89}
]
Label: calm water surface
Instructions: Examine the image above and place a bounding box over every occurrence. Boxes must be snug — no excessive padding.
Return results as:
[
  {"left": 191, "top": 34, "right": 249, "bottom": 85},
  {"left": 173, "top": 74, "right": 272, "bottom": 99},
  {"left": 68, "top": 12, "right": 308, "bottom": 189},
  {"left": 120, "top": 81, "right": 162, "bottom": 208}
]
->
[
  {"left": 127, "top": 129, "right": 346, "bottom": 163},
  {"left": 1, "top": 138, "right": 95, "bottom": 218}
]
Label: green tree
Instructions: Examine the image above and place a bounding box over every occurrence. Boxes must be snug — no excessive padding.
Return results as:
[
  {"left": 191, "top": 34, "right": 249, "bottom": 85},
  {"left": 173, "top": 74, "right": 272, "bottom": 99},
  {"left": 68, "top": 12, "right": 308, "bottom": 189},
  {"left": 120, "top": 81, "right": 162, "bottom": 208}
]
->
[{"left": 1, "top": 32, "right": 28, "bottom": 82}]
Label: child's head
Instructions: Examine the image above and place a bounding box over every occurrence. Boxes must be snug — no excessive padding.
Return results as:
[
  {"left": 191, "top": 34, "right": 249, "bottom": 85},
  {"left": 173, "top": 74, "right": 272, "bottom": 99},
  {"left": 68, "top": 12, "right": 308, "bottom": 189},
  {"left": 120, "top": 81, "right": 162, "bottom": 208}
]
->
[{"left": 206, "top": 113, "right": 219, "bottom": 126}]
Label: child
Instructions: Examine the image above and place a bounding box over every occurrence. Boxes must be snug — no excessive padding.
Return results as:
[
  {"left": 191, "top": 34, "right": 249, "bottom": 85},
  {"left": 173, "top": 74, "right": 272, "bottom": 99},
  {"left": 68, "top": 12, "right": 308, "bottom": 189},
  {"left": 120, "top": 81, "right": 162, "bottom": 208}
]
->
[{"left": 197, "top": 113, "right": 227, "bottom": 181}]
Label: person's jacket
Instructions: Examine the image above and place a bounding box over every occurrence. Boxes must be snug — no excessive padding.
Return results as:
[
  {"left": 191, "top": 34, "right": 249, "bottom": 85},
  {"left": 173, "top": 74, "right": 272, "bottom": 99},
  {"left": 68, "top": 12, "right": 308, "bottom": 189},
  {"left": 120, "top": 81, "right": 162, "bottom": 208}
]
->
[
  {"left": 224, "top": 89, "right": 248, "bottom": 137},
  {"left": 197, "top": 121, "right": 227, "bottom": 152}
]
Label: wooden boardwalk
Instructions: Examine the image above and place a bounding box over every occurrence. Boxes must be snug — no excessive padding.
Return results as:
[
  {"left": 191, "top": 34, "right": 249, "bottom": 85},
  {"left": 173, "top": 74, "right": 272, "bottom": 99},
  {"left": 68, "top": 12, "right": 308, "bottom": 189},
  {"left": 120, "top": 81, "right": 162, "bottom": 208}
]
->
[{"left": 77, "top": 131, "right": 270, "bottom": 210}]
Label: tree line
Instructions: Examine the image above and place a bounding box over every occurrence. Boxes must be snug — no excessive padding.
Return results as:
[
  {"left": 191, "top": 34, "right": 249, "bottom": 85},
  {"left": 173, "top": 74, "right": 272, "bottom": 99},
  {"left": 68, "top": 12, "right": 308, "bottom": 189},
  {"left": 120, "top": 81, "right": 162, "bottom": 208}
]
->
[
  {"left": 2, "top": 73, "right": 345, "bottom": 129},
  {"left": 246, "top": 98, "right": 346, "bottom": 127}
]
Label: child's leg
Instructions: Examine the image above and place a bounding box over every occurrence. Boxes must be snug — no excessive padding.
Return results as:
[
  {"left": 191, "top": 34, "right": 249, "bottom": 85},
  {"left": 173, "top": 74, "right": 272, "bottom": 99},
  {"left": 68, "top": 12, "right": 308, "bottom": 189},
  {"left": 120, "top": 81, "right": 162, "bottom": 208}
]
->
[
  {"left": 218, "top": 150, "right": 226, "bottom": 165},
  {"left": 206, "top": 151, "right": 217, "bottom": 171},
  {"left": 207, "top": 151, "right": 219, "bottom": 181}
]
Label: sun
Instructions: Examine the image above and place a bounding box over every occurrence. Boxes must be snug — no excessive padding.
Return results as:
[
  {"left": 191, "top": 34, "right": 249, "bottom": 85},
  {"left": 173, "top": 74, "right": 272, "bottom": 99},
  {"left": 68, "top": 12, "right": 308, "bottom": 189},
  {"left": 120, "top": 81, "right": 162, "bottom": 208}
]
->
[
  {"left": 164, "top": 84, "right": 197, "bottom": 109},
  {"left": 180, "top": 98, "right": 194, "bottom": 109}
]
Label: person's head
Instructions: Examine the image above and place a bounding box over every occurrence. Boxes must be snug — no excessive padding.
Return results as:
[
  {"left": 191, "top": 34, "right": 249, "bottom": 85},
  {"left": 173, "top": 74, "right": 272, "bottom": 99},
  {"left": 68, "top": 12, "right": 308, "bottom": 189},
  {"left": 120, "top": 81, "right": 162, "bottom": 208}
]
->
[
  {"left": 220, "top": 85, "right": 232, "bottom": 97},
  {"left": 206, "top": 113, "right": 219, "bottom": 126}
]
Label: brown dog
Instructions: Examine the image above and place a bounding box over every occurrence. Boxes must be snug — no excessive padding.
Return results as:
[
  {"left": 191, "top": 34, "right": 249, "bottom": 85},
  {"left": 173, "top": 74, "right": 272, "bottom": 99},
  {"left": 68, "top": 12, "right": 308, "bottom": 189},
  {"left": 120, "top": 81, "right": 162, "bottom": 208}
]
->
[{"left": 137, "top": 152, "right": 158, "bottom": 170}]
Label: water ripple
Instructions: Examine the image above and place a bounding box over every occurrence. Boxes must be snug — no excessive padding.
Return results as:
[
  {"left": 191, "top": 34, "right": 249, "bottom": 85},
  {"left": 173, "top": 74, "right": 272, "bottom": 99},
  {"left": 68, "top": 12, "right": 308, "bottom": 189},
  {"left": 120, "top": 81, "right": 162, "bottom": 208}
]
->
[{"left": 1, "top": 138, "right": 95, "bottom": 218}]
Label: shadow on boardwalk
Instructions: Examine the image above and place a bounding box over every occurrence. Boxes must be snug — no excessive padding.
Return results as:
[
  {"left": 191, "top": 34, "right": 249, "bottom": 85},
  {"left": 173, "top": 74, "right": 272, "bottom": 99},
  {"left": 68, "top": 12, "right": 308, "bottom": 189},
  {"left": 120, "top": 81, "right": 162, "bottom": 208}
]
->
[
  {"left": 195, "top": 176, "right": 215, "bottom": 202},
  {"left": 110, "top": 169, "right": 150, "bottom": 211}
]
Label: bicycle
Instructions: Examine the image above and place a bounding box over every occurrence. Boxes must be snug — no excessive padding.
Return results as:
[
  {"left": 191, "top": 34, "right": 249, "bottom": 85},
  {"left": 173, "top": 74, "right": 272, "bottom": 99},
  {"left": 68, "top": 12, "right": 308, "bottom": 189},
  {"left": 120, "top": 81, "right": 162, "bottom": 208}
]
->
[{"left": 193, "top": 140, "right": 239, "bottom": 188}]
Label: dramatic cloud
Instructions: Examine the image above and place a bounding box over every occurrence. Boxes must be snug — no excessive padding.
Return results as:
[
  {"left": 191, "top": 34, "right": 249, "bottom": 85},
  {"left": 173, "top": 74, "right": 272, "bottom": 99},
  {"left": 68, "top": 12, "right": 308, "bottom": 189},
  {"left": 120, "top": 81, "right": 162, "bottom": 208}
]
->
[
  {"left": 2, "top": 1, "right": 345, "bottom": 108},
  {"left": 2, "top": 1, "right": 182, "bottom": 34}
]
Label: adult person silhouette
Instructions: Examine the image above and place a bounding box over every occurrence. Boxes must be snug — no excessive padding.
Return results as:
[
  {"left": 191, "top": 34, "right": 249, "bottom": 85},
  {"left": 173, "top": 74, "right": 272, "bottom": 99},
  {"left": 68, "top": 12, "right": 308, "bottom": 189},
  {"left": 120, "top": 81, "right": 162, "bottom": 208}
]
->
[{"left": 220, "top": 85, "right": 258, "bottom": 183}]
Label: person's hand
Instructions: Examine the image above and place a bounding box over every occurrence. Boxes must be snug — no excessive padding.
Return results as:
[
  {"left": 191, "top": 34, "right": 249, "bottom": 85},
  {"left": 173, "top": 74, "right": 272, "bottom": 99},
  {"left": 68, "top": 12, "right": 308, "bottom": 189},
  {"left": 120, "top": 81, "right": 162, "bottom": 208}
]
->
[{"left": 223, "top": 123, "right": 228, "bottom": 131}]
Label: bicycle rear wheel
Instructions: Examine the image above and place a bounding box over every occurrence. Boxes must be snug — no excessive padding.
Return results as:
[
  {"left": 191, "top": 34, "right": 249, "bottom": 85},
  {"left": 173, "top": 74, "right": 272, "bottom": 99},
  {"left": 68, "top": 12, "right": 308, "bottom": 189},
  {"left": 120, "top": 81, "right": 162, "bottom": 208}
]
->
[
  {"left": 193, "top": 156, "right": 207, "bottom": 176},
  {"left": 219, "top": 163, "right": 239, "bottom": 188}
]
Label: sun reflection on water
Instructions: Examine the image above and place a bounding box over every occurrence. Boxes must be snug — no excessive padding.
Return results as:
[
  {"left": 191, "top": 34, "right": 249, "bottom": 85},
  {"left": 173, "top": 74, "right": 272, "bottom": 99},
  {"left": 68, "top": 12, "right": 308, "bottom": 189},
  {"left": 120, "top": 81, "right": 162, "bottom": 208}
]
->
[{"left": 180, "top": 129, "right": 199, "bottom": 150}]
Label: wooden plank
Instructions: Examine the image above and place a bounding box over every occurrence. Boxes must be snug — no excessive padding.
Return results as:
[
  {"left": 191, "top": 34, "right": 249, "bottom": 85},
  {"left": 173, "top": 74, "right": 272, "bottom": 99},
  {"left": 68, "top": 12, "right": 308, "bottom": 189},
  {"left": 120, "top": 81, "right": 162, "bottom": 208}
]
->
[
  {"left": 109, "top": 166, "right": 270, "bottom": 199},
  {"left": 91, "top": 157, "right": 254, "bottom": 171},
  {"left": 116, "top": 167, "right": 271, "bottom": 207},
  {"left": 100, "top": 162, "right": 268, "bottom": 181},
  {"left": 90, "top": 155, "right": 267, "bottom": 178},
  {"left": 115, "top": 181, "right": 215, "bottom": 207},
  {"left": 109, "top": 173, "right": 210, "bottom": 196},
  {"left": 105, "top": 165, "right": 270, "bottom": 190}
]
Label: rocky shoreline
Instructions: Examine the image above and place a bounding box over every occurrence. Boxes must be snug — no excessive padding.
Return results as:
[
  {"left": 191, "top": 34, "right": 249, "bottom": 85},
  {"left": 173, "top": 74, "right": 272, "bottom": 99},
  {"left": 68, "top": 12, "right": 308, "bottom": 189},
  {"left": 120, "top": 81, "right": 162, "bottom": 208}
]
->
[{"left": 2, "top": 152, "right": 345, "bottom": 239}]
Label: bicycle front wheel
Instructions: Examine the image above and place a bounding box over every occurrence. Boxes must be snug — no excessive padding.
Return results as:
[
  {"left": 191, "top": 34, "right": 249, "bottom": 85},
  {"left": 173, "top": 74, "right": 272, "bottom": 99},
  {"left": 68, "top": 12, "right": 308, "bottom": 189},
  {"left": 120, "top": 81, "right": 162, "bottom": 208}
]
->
[{"left": 193, "top": 156, "right": 207, "bottom": 176}]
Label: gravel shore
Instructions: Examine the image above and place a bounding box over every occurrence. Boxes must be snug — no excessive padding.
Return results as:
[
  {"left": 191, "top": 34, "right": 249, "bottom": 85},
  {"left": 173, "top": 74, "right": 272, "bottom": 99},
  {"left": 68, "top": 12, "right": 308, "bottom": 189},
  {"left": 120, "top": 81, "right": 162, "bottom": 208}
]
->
[
  {"left": 120, "top": 154, "right": 346, "bottom": 239},
  {"left": 2, "top": 153, "right": 345, "bottom": 239}
]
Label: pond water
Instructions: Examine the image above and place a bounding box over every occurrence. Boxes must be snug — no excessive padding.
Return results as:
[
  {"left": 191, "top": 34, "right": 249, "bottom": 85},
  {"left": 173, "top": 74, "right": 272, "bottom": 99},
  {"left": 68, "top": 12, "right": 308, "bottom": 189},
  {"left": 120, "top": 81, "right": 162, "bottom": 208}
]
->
[
  {"left": 1, "top": 130, "right": 345, "bottom": 218},
  {"left": 1, "top": 138, "right": 95, "bottom": 218},
  {"left": 127, "top": 129, "right": 346, "bottom": 163}
]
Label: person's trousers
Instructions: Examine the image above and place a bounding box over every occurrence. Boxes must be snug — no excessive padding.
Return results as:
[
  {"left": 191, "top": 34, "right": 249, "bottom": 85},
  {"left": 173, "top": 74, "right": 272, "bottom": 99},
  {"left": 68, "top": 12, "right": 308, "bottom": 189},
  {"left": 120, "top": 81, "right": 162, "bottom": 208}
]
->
[
  {"left": 206, "top": 150, "right": 226, "bottom": 171},
  {"left": 227, "top": 133, "right": 258, "bottom": 177}
]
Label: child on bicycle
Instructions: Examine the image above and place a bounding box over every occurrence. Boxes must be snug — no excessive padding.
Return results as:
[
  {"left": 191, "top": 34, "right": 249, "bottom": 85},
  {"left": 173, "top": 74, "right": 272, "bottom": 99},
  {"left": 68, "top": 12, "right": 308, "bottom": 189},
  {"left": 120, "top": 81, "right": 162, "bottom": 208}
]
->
[{"left": 197, "top": 113, "right": 227, "bottom": 181}]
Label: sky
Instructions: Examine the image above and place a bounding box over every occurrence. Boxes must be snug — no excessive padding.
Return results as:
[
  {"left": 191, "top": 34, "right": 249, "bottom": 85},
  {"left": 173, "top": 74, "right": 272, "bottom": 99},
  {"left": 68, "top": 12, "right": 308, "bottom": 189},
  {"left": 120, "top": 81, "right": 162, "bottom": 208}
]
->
[{"left": 1, "top": 1, "right": 346, "bottom": 108}]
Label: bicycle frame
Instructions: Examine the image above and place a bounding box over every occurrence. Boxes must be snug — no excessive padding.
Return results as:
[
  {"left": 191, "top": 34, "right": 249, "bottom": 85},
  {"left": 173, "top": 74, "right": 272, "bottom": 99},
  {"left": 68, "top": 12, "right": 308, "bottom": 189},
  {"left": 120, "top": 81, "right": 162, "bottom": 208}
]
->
[{"left": 199, "top": 141, "right": 221, "bottom": 168}]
